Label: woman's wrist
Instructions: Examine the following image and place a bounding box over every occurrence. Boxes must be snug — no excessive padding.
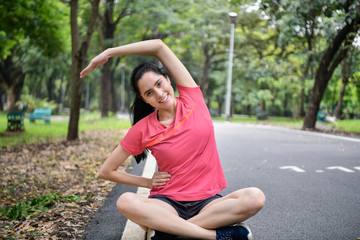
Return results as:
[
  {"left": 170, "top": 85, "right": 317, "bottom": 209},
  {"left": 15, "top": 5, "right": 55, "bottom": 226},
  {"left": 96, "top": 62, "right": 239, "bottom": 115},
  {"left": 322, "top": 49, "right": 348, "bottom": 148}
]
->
[
  {"left": 146, "top": 177, "right": 153, "bottom": 189},
  {"left": 103, "top": 48, "right": 113, "bottom": 59}
]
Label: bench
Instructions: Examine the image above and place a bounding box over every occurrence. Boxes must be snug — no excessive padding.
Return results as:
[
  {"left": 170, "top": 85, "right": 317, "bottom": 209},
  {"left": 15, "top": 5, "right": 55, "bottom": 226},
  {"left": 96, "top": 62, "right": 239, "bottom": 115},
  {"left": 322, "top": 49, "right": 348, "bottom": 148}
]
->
[
  {"left": 317, "top": 111, "right": 337, "bottom": 124},
  {"left": 7, "top": 105, "right": 28, "bottom": 131},
  {"left": 255, "top": 106, "right": 268, "bottom": 120},
  {"left": 28, "top": 108, "right": 52, "bottom": 123}
]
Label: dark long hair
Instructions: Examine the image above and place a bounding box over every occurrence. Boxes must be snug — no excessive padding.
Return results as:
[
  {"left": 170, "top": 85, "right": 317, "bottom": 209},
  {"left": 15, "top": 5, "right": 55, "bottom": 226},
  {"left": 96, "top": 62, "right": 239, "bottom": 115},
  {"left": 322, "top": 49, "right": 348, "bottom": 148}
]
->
[{"left": 130, "top": 63, "right": 168, "bottom": 163}]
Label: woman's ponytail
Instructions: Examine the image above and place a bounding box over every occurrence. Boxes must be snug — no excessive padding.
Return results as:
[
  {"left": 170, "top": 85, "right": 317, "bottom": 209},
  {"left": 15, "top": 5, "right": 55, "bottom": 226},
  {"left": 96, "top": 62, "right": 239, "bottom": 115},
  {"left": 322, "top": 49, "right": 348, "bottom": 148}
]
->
[{"left": 130, "top": 96, "right": 155, "bottom": 164}]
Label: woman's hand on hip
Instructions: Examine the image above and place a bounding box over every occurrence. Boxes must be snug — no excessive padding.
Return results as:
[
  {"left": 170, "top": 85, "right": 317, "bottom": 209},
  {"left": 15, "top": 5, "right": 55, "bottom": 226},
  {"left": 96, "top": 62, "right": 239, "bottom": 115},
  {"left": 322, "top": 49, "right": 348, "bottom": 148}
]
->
[{"left": 150, "top": 171, "right": 171, "bottom": 189}]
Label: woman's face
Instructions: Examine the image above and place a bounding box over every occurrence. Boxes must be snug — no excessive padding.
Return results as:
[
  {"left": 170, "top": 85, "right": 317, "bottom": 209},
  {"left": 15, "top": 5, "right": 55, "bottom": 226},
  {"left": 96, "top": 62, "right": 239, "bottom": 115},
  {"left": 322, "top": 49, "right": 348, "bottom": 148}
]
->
[{"left": 137, "top": 71, "right": 176, "bottom": 110}]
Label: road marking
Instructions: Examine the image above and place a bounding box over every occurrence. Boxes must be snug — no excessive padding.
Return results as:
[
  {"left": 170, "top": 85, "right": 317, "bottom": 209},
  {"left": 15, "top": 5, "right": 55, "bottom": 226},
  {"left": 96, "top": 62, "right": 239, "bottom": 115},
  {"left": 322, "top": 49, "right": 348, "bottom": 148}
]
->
[
  {"left": 326, "top": 166, "right": 355, "bottom": 173},
  {"left": 279, "top": 166, "right": 359, "bottom": 173},
  {"left": 279, "top": 166, "right": 306, "bottom": 172},
  {"left": 219, "top": 122, "right": 360, "bottom": 143},
  {"left": 121, "top": 154, "right": 157, "bottom": 240}
]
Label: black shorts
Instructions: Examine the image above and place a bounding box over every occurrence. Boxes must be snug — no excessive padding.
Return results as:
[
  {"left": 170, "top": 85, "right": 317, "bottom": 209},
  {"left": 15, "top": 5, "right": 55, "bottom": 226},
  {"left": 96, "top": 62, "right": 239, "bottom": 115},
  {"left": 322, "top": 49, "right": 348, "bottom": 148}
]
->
[
  {"left": 149, "top": 194, "right": 222, "bottom": 220},
  {"left": 149, "top": 194, "right": 222, "bottom": 240}
]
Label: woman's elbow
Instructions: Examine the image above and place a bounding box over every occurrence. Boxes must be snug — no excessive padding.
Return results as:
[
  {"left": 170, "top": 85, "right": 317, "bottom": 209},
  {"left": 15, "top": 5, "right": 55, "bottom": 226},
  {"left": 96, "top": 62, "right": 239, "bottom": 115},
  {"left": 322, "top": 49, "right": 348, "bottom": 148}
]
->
[{"left": 99, "top": 166, "right": 110, "bottom": 180}]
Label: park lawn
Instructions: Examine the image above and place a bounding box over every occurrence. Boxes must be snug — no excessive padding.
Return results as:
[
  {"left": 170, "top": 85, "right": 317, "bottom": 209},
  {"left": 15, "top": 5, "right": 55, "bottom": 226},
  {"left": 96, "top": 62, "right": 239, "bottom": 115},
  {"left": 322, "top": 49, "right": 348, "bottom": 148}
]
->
[
  {"left": 0, "top": 112, "right": 131, "bottom": 147},
  {"left": 212, "top": 115, "right": 304, "bottom": 127},
  {"left": 336, "top": 119, "right": 360, "bottom": 133},
  {"left": 212, "top": 115, "right": 360, "bottom": 133}
]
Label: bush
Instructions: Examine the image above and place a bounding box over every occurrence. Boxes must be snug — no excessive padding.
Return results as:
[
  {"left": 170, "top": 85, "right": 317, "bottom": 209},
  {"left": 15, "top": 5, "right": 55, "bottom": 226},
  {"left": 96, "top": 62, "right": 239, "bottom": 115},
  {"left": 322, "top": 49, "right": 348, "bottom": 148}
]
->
[{"left": 16, "top": 95, "right": 58, "bottom": 114}]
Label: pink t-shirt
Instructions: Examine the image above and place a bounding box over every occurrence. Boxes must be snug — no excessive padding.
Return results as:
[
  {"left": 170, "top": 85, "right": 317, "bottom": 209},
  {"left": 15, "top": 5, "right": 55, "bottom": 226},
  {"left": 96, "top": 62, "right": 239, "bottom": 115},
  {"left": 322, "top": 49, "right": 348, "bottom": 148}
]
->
[{"left": 121, "top": 85, "right": 227, "bottom": 201}]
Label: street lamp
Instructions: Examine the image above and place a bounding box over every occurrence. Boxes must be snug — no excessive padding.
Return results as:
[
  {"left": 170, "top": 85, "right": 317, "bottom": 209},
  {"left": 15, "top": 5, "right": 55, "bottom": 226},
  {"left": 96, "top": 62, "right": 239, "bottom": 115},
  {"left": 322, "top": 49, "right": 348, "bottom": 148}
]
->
[{"left": 225, "top": 12, "right": 237, "bottom": 121}]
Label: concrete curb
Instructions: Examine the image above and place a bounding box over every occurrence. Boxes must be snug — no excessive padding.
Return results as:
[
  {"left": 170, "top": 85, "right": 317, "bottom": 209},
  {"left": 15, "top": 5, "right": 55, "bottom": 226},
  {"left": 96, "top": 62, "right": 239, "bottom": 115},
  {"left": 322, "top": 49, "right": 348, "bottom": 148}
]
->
[{"left": 121, "top": 154, "right": 157, "bottom": 240}]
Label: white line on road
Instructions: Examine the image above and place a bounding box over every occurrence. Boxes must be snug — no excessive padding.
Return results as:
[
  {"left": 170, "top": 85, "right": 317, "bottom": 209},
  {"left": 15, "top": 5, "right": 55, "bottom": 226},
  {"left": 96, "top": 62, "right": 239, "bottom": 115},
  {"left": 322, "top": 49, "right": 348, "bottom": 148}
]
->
[
  {"left": 279, "top": 166, "right": 306, "bottom": 173},
  {"left": 121, "top": 154, "right": 157, "bottom": 240},
  {"left": 354, "top": 167, "right": 360, "bottom": 172},
  {"left": 219, "top": 122, "right": 360, "bottom": 143},
  {"left": 326, "top": 166, "right": 355, "bottom": 173}
]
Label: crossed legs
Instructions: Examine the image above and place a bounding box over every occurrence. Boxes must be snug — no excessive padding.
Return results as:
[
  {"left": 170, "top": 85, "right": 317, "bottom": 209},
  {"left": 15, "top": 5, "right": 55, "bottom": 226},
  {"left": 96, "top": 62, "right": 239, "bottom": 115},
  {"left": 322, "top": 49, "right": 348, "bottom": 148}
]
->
[{"left": 117, "top": 187, "right": 265, "bottom": 240}]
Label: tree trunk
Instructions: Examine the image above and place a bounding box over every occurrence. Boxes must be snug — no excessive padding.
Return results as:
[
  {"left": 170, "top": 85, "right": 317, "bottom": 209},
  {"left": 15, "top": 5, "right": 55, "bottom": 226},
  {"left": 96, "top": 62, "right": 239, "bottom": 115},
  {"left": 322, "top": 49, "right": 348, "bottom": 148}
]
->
[
  {"left": 283, "top": 92, "right": 288, "bottom": 116},
  {"left": 0, "top": 88, "right": 4, "bottom": 111},
  {"left": 302, "top": 6, "right": 359, "bottom": 129},
  {"left": 109, "top": 67, "right": 118, "bottom": 113},
  {"left": 299, "top": 85, "right": 305, "bottom": 117},
  {"left": 0, "top": 55, "right": 25, "bottom": 112},
  {"left": 334, "top": 55, "right": 352, "bottom": 119},
  {"left": 47, "top": 75, "right": 54, "bottom": 101},
  {"left": 99, "top": 0, "right": 132, "bottom": 117},
  {"left": 200, "top": 54, "right": 211, "bottom": 97},
  {"left": 67, "top": 0, "right": 99, "bottom": 141},
  {"left": 100, "top": 59, "right": 112, "bottom": 117}
]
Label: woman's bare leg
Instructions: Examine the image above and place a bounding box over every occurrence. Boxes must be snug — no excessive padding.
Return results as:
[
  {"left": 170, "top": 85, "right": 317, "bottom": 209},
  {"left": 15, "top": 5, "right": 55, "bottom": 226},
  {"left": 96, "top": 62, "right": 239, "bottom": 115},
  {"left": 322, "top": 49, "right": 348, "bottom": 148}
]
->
[
  {"left": 188, "top": 187, "right": 266, "bottom": 229},
  {"left": 117, "top": 192, "right": 217, "bottom": 240}
]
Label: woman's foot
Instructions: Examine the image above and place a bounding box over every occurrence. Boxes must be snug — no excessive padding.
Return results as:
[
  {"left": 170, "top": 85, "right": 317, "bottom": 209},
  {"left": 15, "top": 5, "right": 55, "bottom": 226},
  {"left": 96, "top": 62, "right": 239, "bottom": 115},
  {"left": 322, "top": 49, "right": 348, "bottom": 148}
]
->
[{"left": 216, "top": 223, "right": 254, "bottom": 240}]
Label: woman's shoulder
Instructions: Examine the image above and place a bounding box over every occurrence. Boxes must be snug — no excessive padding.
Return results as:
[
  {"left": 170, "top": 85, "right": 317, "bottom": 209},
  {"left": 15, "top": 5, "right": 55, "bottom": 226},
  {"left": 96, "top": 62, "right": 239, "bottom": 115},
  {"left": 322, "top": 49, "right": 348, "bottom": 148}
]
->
[
  {"left": 177, "top": 84, "right": 205, "bottom": 105},
  {"left": 132, "top": 111, "right": 156, "bottom": 129}
]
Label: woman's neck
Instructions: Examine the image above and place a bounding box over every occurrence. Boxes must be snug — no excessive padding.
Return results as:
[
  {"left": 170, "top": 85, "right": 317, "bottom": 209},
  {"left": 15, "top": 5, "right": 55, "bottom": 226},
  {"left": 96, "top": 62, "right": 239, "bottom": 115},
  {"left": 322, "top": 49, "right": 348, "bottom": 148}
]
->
[{"left": 157, "top": 100, "right": 177, "bottom": 127}]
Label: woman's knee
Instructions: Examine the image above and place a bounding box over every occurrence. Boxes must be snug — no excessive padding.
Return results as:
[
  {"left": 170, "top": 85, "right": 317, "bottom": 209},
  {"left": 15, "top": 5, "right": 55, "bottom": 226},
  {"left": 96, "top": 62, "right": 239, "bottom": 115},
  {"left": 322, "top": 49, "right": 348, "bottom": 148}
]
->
[
  {"left": 245, "top": 187, "right": 266, "bottom": 213},
  {"left": 117, "top": 192, "right": 139, "bottom": 215}
]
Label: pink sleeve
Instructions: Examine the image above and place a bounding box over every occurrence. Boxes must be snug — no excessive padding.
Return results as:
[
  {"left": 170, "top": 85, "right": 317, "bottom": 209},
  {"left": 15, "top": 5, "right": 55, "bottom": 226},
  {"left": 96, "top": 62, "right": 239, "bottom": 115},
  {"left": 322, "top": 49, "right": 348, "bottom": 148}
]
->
[
  {"left": 177, "top": 85, "right": 206, "bottom": 107},
  {"left": 120, "top": 123, "right": 146, "bottom": 156},
  {"left": 177, "top": 85, "right": 211, "bottom": 118}
]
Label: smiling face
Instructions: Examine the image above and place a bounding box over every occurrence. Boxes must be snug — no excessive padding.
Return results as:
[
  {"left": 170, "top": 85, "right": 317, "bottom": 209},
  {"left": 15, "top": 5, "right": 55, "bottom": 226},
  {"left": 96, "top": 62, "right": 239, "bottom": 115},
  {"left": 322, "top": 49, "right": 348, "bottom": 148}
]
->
[{"left": 137, "top": 71, "right": 176, "bottom": 111}]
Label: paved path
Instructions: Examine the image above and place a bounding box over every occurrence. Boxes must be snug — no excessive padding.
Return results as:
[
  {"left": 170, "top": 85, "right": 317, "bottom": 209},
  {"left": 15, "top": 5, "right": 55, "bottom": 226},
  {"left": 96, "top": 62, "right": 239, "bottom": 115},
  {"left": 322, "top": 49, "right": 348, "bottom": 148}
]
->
[{"left": 82, "top": 122, "right": 360, "bottom": 240}]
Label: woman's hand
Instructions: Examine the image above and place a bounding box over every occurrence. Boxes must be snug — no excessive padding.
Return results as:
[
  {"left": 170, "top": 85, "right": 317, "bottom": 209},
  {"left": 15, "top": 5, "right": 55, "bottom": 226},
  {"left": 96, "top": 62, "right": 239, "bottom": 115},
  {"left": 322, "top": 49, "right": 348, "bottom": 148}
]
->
[
  {"left": 149, "top": 171, "right": 171, "bottom": 189},
  {"left": 80, "top": 52, "right": 109, "bottom": 78}
]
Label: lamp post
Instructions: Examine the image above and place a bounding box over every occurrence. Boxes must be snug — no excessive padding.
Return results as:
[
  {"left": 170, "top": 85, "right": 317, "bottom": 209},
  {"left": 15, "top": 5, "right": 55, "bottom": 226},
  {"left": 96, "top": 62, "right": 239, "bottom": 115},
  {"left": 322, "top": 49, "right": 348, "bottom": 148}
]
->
[{"left": 225, "top": 12, "right": 237, "bottom": 121}]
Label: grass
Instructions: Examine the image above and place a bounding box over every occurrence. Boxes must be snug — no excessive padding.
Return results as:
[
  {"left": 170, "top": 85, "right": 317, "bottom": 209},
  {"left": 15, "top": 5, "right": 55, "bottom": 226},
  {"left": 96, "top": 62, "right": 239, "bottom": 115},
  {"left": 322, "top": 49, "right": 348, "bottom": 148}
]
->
[
  {"left": 212, "top": 115, "right": 360, "bottom": 133},
  {"left": 212, "top": 115, "right": 304, "bottom": 127},
  {"left": 0, "top": 112, "right": 131, "bottom": 147},
  {"left": 1, "top": 112, "right": 359, "bottom": 148},
  {"left": 336, "top": 119, "right": 360, "bottom": 133}
]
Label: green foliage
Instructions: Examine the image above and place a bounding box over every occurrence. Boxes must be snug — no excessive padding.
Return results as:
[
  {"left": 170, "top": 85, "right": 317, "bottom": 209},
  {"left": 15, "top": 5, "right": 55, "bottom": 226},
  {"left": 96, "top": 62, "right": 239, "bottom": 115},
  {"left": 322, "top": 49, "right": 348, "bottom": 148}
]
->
[
  {"left": 17, "top": 95, "right": 58, "bottom": 113},
  {"left": 1, "top": 0, "right": 360, "bottom": 128},
  {"left": 0, "top": 193, "right": 82, "bottom": 220},
  {"left": 0, "top": 0, "right": 68, "bottom": 59}
]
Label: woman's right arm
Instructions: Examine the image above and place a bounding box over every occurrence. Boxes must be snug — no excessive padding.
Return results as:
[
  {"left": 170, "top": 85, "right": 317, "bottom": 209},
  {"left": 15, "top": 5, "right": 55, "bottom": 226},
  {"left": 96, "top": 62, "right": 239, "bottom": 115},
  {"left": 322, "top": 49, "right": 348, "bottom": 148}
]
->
[
  {"left": 99, "top": 145, "right": 151, "bottom": 188},
  {"left": 99, "top": 144, "right": 171, "bottom": 189}
]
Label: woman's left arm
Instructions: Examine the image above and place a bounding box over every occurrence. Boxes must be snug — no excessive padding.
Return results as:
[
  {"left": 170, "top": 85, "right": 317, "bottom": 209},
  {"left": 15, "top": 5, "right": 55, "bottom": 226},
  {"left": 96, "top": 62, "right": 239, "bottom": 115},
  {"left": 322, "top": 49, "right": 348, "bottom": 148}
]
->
[{"left": 80, "top": 39, "right": 197, "bottom": 88}]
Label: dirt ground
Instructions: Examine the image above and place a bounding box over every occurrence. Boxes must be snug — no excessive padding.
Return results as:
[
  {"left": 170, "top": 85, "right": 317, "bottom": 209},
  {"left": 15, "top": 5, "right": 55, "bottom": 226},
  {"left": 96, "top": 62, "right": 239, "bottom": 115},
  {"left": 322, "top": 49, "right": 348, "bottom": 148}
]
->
[{"left": 0, "top": 129, "right": 131, "bottom": 239}]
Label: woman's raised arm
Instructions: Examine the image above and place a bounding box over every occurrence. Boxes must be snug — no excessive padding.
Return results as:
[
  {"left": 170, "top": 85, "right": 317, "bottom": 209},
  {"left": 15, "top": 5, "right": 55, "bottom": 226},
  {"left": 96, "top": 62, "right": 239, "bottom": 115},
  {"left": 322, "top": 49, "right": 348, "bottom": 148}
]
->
[{"left": 80, "top": 39, "right": 197, "bottom": 88}]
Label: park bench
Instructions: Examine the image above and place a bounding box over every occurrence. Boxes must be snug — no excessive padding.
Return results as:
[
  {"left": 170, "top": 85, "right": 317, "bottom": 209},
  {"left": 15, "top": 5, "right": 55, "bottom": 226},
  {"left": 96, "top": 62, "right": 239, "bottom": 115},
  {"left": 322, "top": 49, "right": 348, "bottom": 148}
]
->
[
  {"left": 28, "top": 108, "right": 52, "bottom": 123},
  {"left": 255, "top": 106, "right": 268, "bottom": 120},
  {"left": 7, "top": 105, "right": 28, "bottom": 131},
  {"left": 317, "top": 110, "right": 337, "bottom": 124}
]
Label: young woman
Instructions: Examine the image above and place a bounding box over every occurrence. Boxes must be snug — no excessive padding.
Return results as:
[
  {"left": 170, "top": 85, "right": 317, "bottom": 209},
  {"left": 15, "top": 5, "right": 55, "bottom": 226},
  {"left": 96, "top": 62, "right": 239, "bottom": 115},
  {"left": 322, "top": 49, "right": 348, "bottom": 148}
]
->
[{"left": 80, "top": 39, "right": 265, "bottom": 240}]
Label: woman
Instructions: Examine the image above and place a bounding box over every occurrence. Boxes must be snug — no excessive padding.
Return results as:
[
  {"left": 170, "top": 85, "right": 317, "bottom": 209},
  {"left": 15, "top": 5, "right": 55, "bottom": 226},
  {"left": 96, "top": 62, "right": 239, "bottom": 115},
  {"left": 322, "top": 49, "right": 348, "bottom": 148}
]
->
[{"left": 80, "top": 39, "right": 265, "bottom": 240}]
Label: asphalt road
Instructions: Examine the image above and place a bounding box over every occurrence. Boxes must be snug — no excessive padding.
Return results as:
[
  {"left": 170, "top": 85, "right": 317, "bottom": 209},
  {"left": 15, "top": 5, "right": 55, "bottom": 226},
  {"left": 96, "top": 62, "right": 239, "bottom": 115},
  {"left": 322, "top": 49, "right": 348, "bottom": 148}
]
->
[{"left": 82, "top": 122, "right": 360, "bottom": 240}]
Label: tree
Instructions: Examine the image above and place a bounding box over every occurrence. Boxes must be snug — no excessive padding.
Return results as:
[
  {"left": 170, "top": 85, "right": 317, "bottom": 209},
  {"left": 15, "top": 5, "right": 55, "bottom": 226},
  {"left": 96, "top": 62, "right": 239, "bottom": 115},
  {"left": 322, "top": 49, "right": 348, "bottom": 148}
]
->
[
  {"left": 260, "top": 0, "right": 327, "bottom": 117},
  {"left": 303, "top": 0, "right": 360, "bottom": 129},
  {"left": 334, "top": 47, "right": 355, "bottom": 119},
  {"left": 98, "top": 0, "right": 133, "bottom": 117},
  {"left": 0, "top": 0, "right": 66, "bottom": 112},
  {"left": 68, "top": 0, "right": 100, "bottom": 140}
]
